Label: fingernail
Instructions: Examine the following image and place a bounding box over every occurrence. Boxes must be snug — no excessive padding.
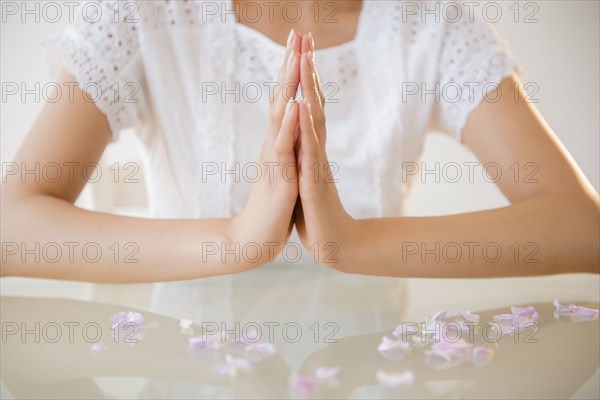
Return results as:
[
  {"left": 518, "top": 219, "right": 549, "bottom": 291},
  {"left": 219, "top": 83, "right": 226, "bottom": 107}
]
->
[
  {"left": 286, "top": 99, "right": 294, "bottom": 112},
  {"left": 308, "top": 32, "right": 315, "bottom": 52},
  {"left": 287, "top": 50, "right": 295, "bottom": 68},
  {"left": 287, "top": 29, "right": 294, "bottom": 49}
]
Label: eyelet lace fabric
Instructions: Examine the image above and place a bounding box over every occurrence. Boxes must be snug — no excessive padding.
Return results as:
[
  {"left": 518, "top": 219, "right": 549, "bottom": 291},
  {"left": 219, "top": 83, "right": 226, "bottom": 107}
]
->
[
  {"left": 434, "top": 5, "right": 519, "bottom": 139},
  {"left": 43, "top": 0, "right": 144, "bottom": 139},
  {"left": 233, "top": 22, "right": 360, "bottom": 92}
]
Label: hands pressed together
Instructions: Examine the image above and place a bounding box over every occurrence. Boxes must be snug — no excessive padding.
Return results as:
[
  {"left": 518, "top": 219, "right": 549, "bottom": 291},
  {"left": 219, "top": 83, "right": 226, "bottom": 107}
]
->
[{"left": 231, "top": 30, "right": 359, "bottom": 270}]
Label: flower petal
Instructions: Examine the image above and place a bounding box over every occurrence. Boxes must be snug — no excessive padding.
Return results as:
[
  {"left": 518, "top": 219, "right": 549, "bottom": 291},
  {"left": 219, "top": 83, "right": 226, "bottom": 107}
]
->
[
  {"left": 493, "top": 313, "right": 516, "bottom": 325},
  {"left": 392, "top": 322, "right": 419, "bottom": 340},
  {"left": 553, "top": 300, "right": 598, "bottom": 322},
  {"left": 431, "top": 309, "right": 447, "bottom": 322},
  {"left": 472, "top": 346, "right": 494, "bottom": 367},
  {"left": 289, "top": 375, "right": 316, "bottom": 398},
  {"left": 426, "top": 338, "right": 472, "bottom": 369},
  {"left": 180, "top": 319, "right": 194, "bottom": 335},
  {"left": 189, "top": 335, "right": 221, "bottom": 351},
  {"left": 456, "top": 310, "right": 481, "bottom": 322},
  {"left": 315, "top": 366, "right": 340, "bottom": 381},
  {"left": 376, "top": 370, "right": 415, "bottom": 387},
  {"left": 378, "top": 336, "right": 410, "bottom": 360}
]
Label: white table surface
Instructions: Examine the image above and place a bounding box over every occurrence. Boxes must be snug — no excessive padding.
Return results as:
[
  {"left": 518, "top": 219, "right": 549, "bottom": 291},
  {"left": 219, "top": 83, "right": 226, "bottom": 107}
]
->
[{"left": 1, "top": 268, "right": 598, "bottom": 399}]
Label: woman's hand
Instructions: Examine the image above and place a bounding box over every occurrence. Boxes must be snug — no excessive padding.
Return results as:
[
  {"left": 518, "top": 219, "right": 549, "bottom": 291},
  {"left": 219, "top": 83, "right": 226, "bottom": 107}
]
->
[
  {"left": 229, "top": 30, "right": 303, "bottom": 266},
  {"left": 294, "top": 34, "right": 360, "bottom": 271}
]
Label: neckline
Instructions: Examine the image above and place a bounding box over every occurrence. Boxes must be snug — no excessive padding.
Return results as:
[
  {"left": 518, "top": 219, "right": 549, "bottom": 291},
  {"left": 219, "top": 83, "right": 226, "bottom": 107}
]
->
[{"left": 229, "top": 0, "right": 367, "bottom": 55}]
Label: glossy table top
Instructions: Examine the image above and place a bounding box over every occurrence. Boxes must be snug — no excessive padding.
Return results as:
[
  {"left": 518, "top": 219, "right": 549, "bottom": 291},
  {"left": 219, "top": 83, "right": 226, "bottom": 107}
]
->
[{"left": 1, "top": 266, "right": 598, "bottom": 399}]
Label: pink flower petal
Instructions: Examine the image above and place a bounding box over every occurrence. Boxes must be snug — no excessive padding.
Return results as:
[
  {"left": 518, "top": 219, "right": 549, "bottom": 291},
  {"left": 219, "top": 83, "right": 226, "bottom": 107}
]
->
[
  {"left": 109, "top": 311, "right": 158, "bottom": 344},
  {"left": 110, "top": 311, "right": 158, "bottom": 331},
  {"left": 472, "top": 346, "right": 494, "bottom": 367},
  {"left": 573, "top": 307, "right": 599, "bottom": 317},
  {"left": 315, "top": 366, "right": 340, "bottom": 381},
  {"left": 189, "top": 335, "right": 221, "bottom": 351},
  {"left": 376, "top": 370, "right": 415, "bottom": 387},
  {"left": 392, "top": 322, "right": 419, "bottom": 340},
  {"left": 242, "top": 326, "right": 260, "bottom": 343},
  {"left": 493, "top": 313, "right": 516, "bottom": 325},
  {"left": 445, "top": 320, "right": 477, "bottom": 335},
  {"left": 425, "top": 339, "right": 472, "bottom": 369},
  {"left": 510, "top": 305, "right": 538, "bottom": 322},
  {"left": 431, "top": 309, "right": 447, "bottom": 322},
  {"left": 554, "top": 299, "right": 568, "bottom": 314},
  {"left": 111, "top": 311, "right": 143, "bottom": 329},
  {"left": 554, "top": 300, "right": 599, "bottom": 322},
  {"left": 456, "top": 310, "right": 480, "bottom": 322},
  {"left": 378, "top": 336, "right": 410, "bottom": 360},
  {"left": 430, "top": 338, "right": 472, "bottom": 353},
  {"left": 569, "top": 312, "right": 599, "bottom": 323},
  {"left": 493, "top": 305, "right": 538, "bottom": 332},
  {"left": 289, "top": 375, "right": 316, "bottom": 398}
]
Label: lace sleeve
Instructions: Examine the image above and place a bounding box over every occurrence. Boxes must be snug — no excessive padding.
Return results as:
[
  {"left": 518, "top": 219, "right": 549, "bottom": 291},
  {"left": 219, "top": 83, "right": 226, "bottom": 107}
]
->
[
  {"left": 434, "top": 2, "right": 519, "bottom": 141},
  {"left": 43, "top": 0, "right": 145, "bottom": 140}
]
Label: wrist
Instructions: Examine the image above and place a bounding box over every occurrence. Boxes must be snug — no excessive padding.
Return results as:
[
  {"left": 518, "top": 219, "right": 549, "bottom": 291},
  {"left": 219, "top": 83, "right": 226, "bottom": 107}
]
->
[
  {"left": 324, "top": 213, "right": 363, "bottom": 273},
  {"left": 227, "top": 215, "right": 285, "bottom": 269}
]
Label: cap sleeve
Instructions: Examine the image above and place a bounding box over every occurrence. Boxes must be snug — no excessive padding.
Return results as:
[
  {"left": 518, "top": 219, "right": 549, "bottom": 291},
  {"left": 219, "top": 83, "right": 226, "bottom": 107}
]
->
[
  {"left": 434, "top": 2, "right": 519, "bottom": 141},
  {"left": 43, "top": 0, "right": 145, "bottom": 140}
]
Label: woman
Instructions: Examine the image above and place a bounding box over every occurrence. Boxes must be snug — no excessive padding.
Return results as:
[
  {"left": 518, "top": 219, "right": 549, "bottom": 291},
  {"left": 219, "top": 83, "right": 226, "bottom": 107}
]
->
[{"left": 2, "top": 0, "right": 598, "bottom": 284}]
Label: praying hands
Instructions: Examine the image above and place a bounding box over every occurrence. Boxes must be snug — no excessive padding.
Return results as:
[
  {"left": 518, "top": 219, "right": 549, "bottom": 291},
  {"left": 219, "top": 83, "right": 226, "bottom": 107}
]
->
[{"left": 233, "top": 30, "right": 357, "bottom": 270}]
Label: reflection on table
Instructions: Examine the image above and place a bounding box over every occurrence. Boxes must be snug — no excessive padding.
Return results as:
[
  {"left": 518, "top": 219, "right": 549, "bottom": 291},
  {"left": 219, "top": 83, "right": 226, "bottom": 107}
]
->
[{"left": 1, "top": 273, "right": 598, "bottom": 399}]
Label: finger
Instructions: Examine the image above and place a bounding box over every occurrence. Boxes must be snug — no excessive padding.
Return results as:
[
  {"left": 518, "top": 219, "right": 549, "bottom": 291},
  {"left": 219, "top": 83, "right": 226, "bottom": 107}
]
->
[
  {"left": 271, "top": 45, "right": 301, "bottom": 134},
  {"left": 271, "top": 51, "right": 300, "bottom": 134},
  {"left": 298, "top": 98, "right": 320, "bottom": 166},
  {"left": 313, "top": 63, "right": 326, "bottom": 107},
  {"left": 300, "top": 51, "right": 326, "bottom": 140},
  {"left": 305, "top": 32, "right": 325, "bottom": 107},
  {"left": 274, "top": 100, "right": 299, "bottom": 161},
  {"left": 275, "top": 29, "right": 297, "bottom": 85},
  {"left": 301, "top": 32, "right": 314, "bottom": 54},
  {"left": 300, "top": 51, "right": 321, "bottom": 110}
]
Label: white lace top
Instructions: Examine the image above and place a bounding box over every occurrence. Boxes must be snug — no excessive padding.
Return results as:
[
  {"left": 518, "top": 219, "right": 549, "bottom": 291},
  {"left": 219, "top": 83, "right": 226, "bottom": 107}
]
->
[
  {"left": 45, "top": 0, "right": 518, "bottom": 221},
  {"left": 44, "top": 0, "right": 518, "bottom": 338}
]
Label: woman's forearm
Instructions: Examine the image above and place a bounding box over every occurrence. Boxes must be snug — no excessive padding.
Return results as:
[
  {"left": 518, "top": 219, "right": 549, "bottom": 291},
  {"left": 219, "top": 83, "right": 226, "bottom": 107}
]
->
[
  {"left": 348, "top": 192, "right": 599, "bottom": 278},
  {"left": 0, "top": 193, "right": 260, "bottom": 283}
]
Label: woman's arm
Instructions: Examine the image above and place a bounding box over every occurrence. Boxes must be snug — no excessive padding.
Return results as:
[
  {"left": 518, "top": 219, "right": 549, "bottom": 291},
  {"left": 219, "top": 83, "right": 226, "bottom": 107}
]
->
[
  {"left": 356, "top": 74, "right": 599, "bottom": 277},
  {"left": 295, "top": 54, "right": 599, "bottom": 277},
  {"left": 1, "top": 70, "right": 232, "bottom": 283},
  {"left": 1, "top": 31, "right": 303, "bottom": 283}
]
